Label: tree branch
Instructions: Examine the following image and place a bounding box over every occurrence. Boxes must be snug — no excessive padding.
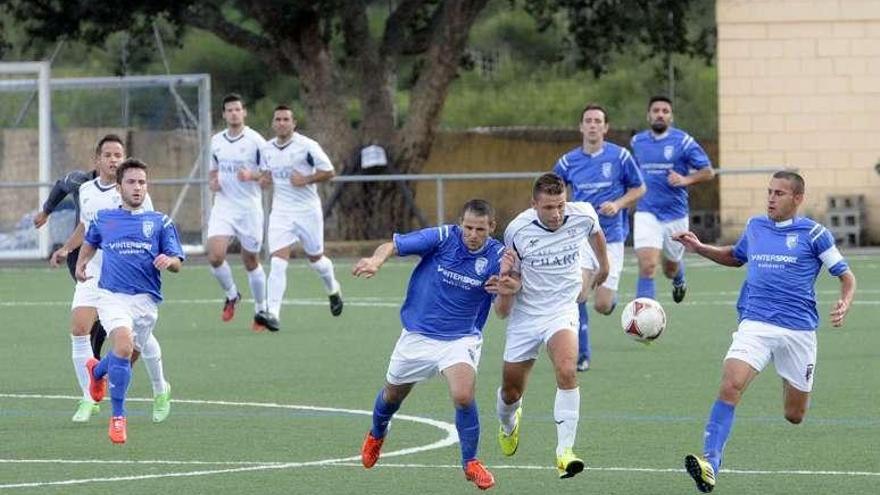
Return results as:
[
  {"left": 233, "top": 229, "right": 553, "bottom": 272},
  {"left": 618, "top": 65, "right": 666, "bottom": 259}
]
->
[
  {"left": 380, "top": 0, "right": 430, "bottom": 58},
  {"left": 187, "top": 3, "right": 279, "bottom": 68}
]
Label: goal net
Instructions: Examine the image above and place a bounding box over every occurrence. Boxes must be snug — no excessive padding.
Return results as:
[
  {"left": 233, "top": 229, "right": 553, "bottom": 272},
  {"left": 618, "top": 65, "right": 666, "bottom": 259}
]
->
[{"left": 0, "top": 65, "right": 211, "bottom": 259}]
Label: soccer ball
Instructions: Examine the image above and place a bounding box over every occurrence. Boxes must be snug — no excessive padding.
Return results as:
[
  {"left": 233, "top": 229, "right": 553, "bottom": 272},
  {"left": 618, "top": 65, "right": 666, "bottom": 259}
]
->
[{"left": 620, "top": 298, "right": 666, "bottom": 343}]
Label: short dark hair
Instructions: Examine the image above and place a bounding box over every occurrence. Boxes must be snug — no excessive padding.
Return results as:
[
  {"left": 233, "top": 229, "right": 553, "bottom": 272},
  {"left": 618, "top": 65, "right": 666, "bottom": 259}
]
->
[
  {"left": 581, "top": 103, "right": 609, "bottom": 124},
  {"left": 116, "top": 158, "right": 148, "bottom": 185},
  {"left": 460, "top": 199, "right": 495, "bottom": 221},
  {"left": 533, "top": 173, "right": 566, "bottom": 199},
  {"left": 95, "top": 134, "right": 125, "bottom": 156},
  {"left": 222, "top": 93, "right": 244, "bottom": 110},
  {"left": 274, "top": 104, "right": 293, "bottom": 114},
  {"left": 648, "top": 95, "right": 673, "bottom": 110},
  {"left": 772, "top": 170, "right": 805, "bottom": 195}
]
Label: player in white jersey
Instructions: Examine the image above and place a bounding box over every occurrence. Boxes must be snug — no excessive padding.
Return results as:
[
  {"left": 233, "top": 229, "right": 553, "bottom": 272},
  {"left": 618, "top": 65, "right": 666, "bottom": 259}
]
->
[
  {"left": 49, "top": 135, "right": 172, "bottom": 424},
  {"left": 495, "top": 173, "right": 609, "bottom": 479},
  {"left": 674, "top": 172, "right": 856, "bottom": 493},
  {"left": 257, "top": 105, "right": 343, "bottom": 332},
  {"left": 206, "top": 94, "right": 271, "bottom": 331}
]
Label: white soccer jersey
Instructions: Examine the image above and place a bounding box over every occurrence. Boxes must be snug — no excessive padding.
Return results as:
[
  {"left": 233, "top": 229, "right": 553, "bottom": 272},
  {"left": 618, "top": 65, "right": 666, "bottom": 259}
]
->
[
  {"left": 78, "top": 178, "right": 154, "bottom": 280},
  {"left": 261, "top": 133, "right": 334, "bottom": 213},
  {"left": 210, "top": 126, "right": 267, "bottom": 211},
  {"left": 504, "top": 202, "right": 601, "bottom": 317}
]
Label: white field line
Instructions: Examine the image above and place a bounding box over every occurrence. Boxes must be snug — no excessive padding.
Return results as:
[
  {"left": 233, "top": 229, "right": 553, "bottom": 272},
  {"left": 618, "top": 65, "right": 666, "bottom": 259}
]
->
[
  {"left": 330, "top": 462, "right": 880, "bottom": 477},
  {"left": 0, "top": 393, "right": 457, "bottom": 490}
]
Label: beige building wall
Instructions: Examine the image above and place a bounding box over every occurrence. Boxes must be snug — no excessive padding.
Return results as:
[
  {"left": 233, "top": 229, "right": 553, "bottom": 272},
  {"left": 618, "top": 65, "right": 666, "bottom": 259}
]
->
[{"left": 717, "top": 0, "right": 880, "bottom": 243}]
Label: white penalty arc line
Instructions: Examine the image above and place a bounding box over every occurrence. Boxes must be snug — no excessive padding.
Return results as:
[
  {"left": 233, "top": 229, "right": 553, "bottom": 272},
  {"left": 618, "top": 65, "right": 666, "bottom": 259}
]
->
[{"left": 0, "top": 393, "right": 458, "bottom": 490}]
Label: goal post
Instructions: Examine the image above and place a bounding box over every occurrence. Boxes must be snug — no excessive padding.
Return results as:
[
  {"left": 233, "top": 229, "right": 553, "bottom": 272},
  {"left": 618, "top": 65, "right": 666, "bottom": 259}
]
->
[{"left": 0, "top": 69, "right": 212, "bottom": 259}]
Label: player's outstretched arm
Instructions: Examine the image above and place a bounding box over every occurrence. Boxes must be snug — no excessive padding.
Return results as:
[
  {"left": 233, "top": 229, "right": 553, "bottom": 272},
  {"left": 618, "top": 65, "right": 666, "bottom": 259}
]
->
[
  {"left": 75, "top": 242, "right": 97, "bottom": 282},
  {"left": 353, "top": 241, "right": 397, "bottom": 279},
  {"left": 672, "top": 231, "right": 743, "bottom": 267},
  {"left": 50, "top": 222, "right": 86, "bottom": 267},
  {"left": 291, "top": 169, "right": 335, "bottom": 187},
  {"left": 830, "top": 270, "right": 856, "bottom": 327}
]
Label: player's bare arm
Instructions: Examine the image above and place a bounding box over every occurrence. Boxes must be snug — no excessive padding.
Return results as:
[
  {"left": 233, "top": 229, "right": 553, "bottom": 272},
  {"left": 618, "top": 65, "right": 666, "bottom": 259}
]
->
[
  {"left": 291, "top": 169, "right": 335, "bottom": 187},
  {"left": 236, "top": 168, "right": 262, "bottom": 182},
  {"left": 599, "top": 184, "right": 646, "bottom": 216},
  {"left": 353, "top": 241, "right": 397, "bottom": 278},
  {"left": 668, "top": 167, "right": 715, "bottom": 187},
  {"left": 50, "top": 222, "right": 86, "bottom": 267},
  {"left": 153, "top": 254, "right": 183, "bottom": 273},
  {"left": 673, "top": 231, "right": 743, "bottom": 267},
  {"left": 830, "top": 270, "right": 856, "bottom": 327},
  {"left": 588, "top": 229, "right": 610, "bottom": 289},
  {"left": 208, "top": 169, "right": 221, "bottom": 192},
  {"left": 33, "top": 211, "right": 50, "bottom": 228},
  {"left": 74, "top": 242, "right": 97, "bottom": 282}
]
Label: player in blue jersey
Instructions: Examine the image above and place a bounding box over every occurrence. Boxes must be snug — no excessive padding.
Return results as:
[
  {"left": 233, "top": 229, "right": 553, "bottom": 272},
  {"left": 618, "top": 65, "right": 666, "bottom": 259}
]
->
[
  {"left": 631, "top": 96, "right": 714, "bottom": 303},
  {"left": 553, "top": 104, "right": 645, "bottom": 371},
  {"left": 354, "top": 199, "right": 518, "bottom": 490},
  {"left": 673, "top": 171, "right": 856, "bottom": 493},
  {"left": 75, "top": 159, "right": 185, "bottom": 444}
]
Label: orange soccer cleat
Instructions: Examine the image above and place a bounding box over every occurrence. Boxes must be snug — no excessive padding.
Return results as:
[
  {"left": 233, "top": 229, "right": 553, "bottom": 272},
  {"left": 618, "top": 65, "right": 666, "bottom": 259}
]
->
[
  {"left": 85, "top": 357, "right": 107, "bottom": 402},
  {"left": 222, "top": 292, "right": 241, "bottom": 322},
  {"left": 361, "top": 431, "right": 384, "bottom": 468},
  {"left": 464, "top": 459, "right": 496, "bottom": 490},
  {"left": 109, "top": 416, "right": 127, "bottom": 444}
]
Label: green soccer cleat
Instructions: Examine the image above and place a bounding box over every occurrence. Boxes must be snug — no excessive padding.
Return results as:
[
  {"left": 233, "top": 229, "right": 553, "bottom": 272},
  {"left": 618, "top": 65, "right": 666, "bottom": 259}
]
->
[
  {"left": 684, "top": 454, "right": 716, "bottom": 493},
  {"left": 152, "top": 382, "right": 171, "bottom": 423},
  {"left": 556, "top": 448, "right": 585, "bottom": 479},
  {"left": 71, "top": 399, "right": 100, "bottom": 423},
  {"left": 497, "top": 406, "right": 522, "bottom": 456}
]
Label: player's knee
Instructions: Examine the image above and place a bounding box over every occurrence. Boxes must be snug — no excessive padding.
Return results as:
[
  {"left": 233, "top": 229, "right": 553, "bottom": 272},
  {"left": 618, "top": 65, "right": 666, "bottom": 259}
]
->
[
  {"left": 638, "top": 261, "right": 657, "bottom": 278},
  {"left": 451, "top": 391, "right": 475, "bottom": 409},
  {"left": 594, "top": 300, "right": 614, "bottom": 315},
  {"left": 500, "top": 384, "right": 523, "bottom": 404},
  {"left": 663, "top": 264, "right": 678, "bottom": 279},
  {"left": 307, "top": 254, "right": 324, "bottom": 264},
  {"left": 207, "top": 251, "right": 224, "bottom": 267},
  {"left": 112, "top": 341, "right": 134, "bottom": 359},
  {"left": 784, "top": 404, "right": 807, "bottom": 424},
  {"left": 718, "top": 380, "right": 745, "bottom": 404}
]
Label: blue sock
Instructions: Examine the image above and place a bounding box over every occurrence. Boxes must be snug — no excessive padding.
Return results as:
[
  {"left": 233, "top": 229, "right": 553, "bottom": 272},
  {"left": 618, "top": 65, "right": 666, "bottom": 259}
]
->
[
  {"left": 371, "top": 388, "right": 401, "bottom": 439},
  {"left": 703, "top": 399, "right": 736, "bottom": 473},
  {"left": 94, "top": 353, "right": 112, "bottom": 380},
  {"left": 107, "top": 353, "right": 131, "bottom": 417},
  {"left": 455, "top": 401, "right": 480, "bottom": 468},
  {"left": 636, "top": 277, "right": 656, "bottom": 299},
  {"left": 577, "top": 302, "right": 590, "bottom": 361},
  {"left": 673, "top": 261, "right": 686, "bottom": 286}
]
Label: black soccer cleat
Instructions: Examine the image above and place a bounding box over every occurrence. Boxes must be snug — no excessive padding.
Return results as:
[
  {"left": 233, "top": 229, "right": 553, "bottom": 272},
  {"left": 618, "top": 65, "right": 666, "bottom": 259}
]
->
[
  {"left": 254, "top": 311, "right": 281, "bottom": 332},
  {"left": 672, "top": 282, "right": 687, "bottom": 303},
  {"left": 329, "top": 292, "right": 344, "bottom": 317}
]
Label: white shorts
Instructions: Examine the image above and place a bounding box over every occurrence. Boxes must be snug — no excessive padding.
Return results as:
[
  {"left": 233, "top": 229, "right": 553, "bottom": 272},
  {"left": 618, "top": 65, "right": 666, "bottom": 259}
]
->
[
  {"left": 633, "top": 212, "right": 689, "bottom": 262},
  {"left": 503, "top": 306, "right": 579, "bottom": 363},
  {"left": 580, "top": 241, "right": 625, "bottom": 291},
  {"left": 71, "top": 279, "right": 101, "bottom": 310},
  {"left": 267, "top": 208, "right": 324, "bottom": 256},
  {"left": 724, "top": 319, "right": 818, "bottom": 392},
  {"left": 207, "top": 205, "right": 264, "bottom": 253},
  {"left": 385, "top": 330, "right": 483, "bottom": 385},
  {"left": 95, "top": 290, "right": 159, "bottom": 353}
]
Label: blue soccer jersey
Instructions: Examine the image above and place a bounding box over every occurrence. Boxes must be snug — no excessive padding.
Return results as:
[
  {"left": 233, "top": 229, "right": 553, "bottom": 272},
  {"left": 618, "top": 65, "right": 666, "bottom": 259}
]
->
[
  {"left": 631, "top": 127, "right": 711, "bottom": 221},
  {"left": 553, "top": 142, "right": 643, "bottom": 243},
  {"left": 732, "top": 216, "right": 849, "bottom": 331},
  {"left": 84, "top": 208, "right": 185, "bottom": 303},
  {"left": 394, "top": 225, "right": 505, "bottom": 340}
]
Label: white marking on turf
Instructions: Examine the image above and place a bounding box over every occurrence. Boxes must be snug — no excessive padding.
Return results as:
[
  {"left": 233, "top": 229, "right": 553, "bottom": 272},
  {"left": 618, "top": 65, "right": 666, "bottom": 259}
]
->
[
  {"left": 330, "top": 462, "right": 880, "bottom": 476},
  {"left": 0, "top": 393, "right": 457, "bottom": 490}
]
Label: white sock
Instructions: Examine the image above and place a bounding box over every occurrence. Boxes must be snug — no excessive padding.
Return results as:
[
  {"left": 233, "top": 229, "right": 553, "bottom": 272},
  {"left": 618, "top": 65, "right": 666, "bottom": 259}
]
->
[
  {"left": 247, "top": 265, "right": 267, "bottom": 312},
  {"left": 210, "top": 261, "right": 239, "bottom": 299},
  {"left": 496, "top": 387, "right": 522, "bottom": 435},
  {"left": 141, "top": 334, "right": 167, "bottom": 396},
  {"left": 554, "top": 387, "right": 580, "bottom": 456},
  {"left": 267, "top": 257, "right": 289, "bottom": 318},
  {"left": 309, "top": 256, "right": 339, "bottom": 295},
  {"left": 71, "top": 335, "right": 92, "bottom": 401}
]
